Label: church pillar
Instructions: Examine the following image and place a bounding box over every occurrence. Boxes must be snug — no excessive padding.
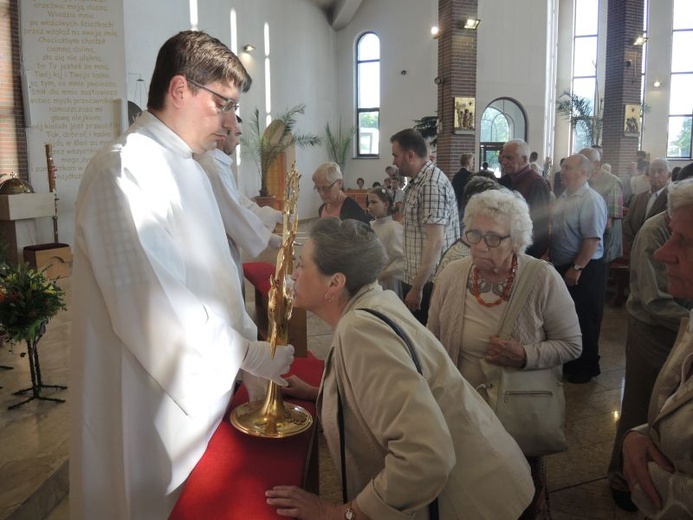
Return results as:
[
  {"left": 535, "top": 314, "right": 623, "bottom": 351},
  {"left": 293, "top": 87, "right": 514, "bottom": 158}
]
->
[
  {"left": 436, "top": 0, "right": 479, "bottom": 178},
  {"left": 602, "top": 0, "right": 645, "bottom": 175}
]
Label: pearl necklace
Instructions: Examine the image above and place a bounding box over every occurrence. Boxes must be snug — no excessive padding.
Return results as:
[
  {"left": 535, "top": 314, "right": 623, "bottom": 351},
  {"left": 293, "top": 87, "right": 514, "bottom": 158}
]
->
[{"left": 471, "top": 255, "right": 518, "bottom": 307}]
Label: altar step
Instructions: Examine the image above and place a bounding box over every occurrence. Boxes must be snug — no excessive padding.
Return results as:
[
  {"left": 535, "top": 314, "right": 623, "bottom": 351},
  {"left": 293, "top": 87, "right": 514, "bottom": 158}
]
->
[{"left": 3, "top": 459, "right": 68, "bottom": 520}]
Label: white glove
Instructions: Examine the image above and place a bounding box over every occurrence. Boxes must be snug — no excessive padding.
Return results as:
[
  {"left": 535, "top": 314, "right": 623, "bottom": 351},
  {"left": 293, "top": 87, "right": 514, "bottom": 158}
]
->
[
  {"left": 274, "top": 210, "right": 285, "bottom": 225},
  {"left": 241, "top": 370, "right": 269, "bottom": 402},
  {"left": 268, "top": 233, "right": 283, "bottom": 249},
  {"left": 241, "top": 340, "right": 294, "bottom": 386}
]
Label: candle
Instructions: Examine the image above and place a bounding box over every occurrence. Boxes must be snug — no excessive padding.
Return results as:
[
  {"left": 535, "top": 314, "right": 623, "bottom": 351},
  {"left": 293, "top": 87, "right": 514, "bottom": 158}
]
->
[{"left": 45, "top": 143, "right": 56, "bottom": 192}]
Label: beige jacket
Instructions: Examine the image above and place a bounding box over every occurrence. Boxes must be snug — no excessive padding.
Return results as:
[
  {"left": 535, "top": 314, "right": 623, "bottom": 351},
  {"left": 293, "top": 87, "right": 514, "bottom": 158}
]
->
[
  {"left": 318, "top": 284, "right": 534, "bottom": 520},
  {"left": 428, "top": 254, "right": 582, "bottom": 374},
  {"left": 631, "top": 317, "right": 693, "bottom": 519}
]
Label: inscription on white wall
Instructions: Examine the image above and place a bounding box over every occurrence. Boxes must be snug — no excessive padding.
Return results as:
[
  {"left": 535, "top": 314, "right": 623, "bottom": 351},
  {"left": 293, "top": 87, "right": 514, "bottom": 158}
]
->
[{"left": 20, "top": 0, "right": 125, "bottom": 245}]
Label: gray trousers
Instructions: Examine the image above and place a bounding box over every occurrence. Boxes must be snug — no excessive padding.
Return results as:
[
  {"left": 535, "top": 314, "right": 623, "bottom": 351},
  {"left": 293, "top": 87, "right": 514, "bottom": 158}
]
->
[{"left": 607, "top": 315, "right": 678, "bottom": 491}]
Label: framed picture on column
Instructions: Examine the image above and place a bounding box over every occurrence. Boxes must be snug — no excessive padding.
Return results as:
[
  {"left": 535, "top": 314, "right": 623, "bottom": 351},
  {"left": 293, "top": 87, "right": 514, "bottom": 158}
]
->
[
  {"left": 624, "top": 104, "right": 641, "bottom": 137},
  {"left": 454, "top": 97, "right": 476, "bottom": 134}
]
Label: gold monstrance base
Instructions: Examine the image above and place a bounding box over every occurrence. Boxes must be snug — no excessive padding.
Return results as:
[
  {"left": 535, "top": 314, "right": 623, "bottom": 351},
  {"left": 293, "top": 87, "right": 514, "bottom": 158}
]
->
[{"left": 230, "top": 382, "right": 313, "bottom": 438}]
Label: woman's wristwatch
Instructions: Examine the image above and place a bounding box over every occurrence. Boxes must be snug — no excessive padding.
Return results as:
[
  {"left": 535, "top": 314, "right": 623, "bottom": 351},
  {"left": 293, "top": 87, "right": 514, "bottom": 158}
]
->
[{"left": 344, "top": 503, "right": 356, "bottom": 520}]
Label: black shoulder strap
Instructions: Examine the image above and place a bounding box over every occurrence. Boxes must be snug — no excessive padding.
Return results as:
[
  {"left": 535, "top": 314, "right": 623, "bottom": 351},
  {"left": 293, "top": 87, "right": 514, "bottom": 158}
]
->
[
  {"left": 337, "top": 308, "right": 438, "bottom": 519},
  {"left": 357, "top": 308, "right": 423, "bottom": 375}
]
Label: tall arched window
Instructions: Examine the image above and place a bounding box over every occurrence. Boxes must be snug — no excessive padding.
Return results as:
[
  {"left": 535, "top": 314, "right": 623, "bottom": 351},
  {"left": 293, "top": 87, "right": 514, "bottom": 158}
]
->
[
  {"left": 479, "top": 98, "right": 527, "bottom": 176},
  {"left": 356, "top": 32, "right": 380, "bottom": 157},
  {"left": 570, "top": 0, "right": 600, "bottom": 151},
  {"left": 667, "top": 0, "right": 693, "bottom": 158}
]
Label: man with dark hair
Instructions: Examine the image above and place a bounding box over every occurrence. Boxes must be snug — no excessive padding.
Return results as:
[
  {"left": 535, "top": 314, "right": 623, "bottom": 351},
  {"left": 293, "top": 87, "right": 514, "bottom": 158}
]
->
[
  {"left": 499, "top": 139, "right": 551, "bottom": 258},
  {"left": 390, "top": 128, "right": 459, "bottom": 324},
  {"left": 451, "top": 152, "right": 474, "bottom": 219},
  {"left": 71, "top": 31, "right": 293, "bottom": 518}
]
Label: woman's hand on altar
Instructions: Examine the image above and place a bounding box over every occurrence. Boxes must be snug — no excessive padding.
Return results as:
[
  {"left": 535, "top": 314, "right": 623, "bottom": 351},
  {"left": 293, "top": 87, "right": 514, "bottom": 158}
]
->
[
  {"left": 282, "top": 375, "right": 319, "bottom": 401},
  {"left": 266, "top": 486, "right": 341, "bottom": 519}
]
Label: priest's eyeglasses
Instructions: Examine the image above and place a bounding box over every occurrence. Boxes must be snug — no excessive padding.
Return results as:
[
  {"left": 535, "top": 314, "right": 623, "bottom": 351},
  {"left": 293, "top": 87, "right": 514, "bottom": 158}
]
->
[
  {"left": 186, "top": 77, "right": 239, "bottom": 113},
  {"left": 465, "top": 230, "right": 511, "bottom": 248}
]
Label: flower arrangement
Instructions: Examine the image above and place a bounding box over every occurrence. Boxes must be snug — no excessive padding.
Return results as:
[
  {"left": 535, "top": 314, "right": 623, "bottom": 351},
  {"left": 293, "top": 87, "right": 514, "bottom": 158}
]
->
[{"left": 0, "top": 263, "right": 66, "bottom": 345}]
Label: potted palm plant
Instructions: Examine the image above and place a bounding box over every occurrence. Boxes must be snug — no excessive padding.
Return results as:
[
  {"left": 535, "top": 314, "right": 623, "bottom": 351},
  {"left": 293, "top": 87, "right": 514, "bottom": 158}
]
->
[
  {"left": 242, "top": 104, "right": 322, "bottom": 199},
  {"left": 325, "top": 119, "right": 355, "bottom": 175}
]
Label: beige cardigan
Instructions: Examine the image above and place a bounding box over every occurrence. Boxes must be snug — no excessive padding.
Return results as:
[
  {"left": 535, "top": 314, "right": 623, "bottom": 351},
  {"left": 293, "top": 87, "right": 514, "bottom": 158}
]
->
[
  {"left": 318, "top": 284, "right": 534, "bottom": 520},
  {"left": 631, "top": 317, "right": 693, "bottom": 519},
  {"left": 428, "top": 254, "right": 582, "bottom": 377}
]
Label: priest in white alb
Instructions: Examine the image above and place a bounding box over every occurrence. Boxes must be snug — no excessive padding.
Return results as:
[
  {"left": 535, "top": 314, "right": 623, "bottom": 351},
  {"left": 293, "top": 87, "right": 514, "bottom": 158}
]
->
[{"left": 70, "top": 31, "right": 294, "bottom": 520}]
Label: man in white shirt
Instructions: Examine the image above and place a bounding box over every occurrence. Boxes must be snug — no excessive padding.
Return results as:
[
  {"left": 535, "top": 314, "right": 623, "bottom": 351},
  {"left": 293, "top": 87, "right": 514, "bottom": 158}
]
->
[
  {"left": 623, "top": 158, "right": 672, "bottom": 249},
  {"left": 70, "top": 31, "right": 293, "bottom": 519},
  {"left": 197, "top": 116, "right": 282, "bottom": 285}
]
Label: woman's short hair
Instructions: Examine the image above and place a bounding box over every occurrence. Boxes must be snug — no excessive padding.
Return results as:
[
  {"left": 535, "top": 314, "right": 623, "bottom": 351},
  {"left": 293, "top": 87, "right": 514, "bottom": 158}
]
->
[
  {"left": 463, "top": 189, "right": 533, "bottom": 253},
  {"left": 309, "top": 218, "right": 385, "bottom": 297},
  {"left": 312, "top": 162, "right": 343, "bottom": 184},
  {"left": 367, "top": 187, "right": 395, "bottom": 214},
  {"left": 667, "top": 178, "right": 693, "bottom": 214}
]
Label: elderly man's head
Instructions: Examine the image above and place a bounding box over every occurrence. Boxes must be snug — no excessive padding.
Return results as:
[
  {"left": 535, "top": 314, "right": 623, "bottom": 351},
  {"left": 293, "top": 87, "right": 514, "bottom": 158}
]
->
[
  {"left": 499, "top": 139, "right": 530, "bottom": 175},
  {"left": 578, "top": 147, "right": 601, "bottom": 177},
  {"left": 561, "top": 154, "right": 592, "bottom": 193},
  {"left": 654, "top": 179, "right": 693, "bottom": 298},
  {"left": 648, "top": 158, "right": 672, "bottom": 192}
]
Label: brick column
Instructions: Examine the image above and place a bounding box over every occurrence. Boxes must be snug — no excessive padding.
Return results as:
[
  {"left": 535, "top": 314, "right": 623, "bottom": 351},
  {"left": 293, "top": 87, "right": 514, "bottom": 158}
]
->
[
  {"left": 436, "top": 0, "right": 478, "bottom": 178},
  {"left": 601, "top": 0, "right": 645, "bottom": 175}
]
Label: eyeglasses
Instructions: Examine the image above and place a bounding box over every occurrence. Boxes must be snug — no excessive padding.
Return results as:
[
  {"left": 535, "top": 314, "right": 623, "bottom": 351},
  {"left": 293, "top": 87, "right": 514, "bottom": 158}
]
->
[
  {"left": 313, "top": 179, "right": 339, "bottom": 193},
  {"left": 186, "top": 77, "right": 239, "bottom": 113},
  {"left": 465, "top": 229, "right": 510, "bottom": 248}
]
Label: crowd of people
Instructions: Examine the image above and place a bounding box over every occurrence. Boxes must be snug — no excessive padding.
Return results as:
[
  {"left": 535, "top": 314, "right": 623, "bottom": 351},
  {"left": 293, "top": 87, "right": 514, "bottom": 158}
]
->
[{"left": 70, "top": 29, "right": 692, "bottom": 520}]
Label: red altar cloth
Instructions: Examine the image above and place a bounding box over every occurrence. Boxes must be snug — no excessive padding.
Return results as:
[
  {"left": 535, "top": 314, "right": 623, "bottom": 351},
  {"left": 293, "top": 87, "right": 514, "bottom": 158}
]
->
[{"left": 169, "top": 356, "right": 324, "bottom": 520}]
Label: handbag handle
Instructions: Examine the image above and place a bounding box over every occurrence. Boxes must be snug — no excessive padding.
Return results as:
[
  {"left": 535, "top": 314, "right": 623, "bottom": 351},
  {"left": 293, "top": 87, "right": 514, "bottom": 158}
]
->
[{"left": 336, "top": 308, "right": 439, "bottom": 519}]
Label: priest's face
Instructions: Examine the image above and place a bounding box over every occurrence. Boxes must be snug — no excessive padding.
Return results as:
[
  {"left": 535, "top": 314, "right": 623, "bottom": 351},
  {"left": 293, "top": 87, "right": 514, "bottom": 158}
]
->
[{"left": 185, "top": 78, "right": 241, "bottom": 154}]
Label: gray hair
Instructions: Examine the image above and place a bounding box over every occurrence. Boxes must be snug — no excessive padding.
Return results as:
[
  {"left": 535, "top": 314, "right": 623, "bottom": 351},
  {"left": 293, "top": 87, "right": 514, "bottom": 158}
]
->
[
  {"left": 463, "top": 189, "right": 533, "bottom": 253},
  {"left": 667, "top": 178, "right": 693, "bottom": 214},
  {"left": 505, "top": 139, "right": 530, "bottom": 159},
  {"left": 650, "top": 158, "right": 671, "bottom": 173},
  {"left": 308, "top": 218, "right": 386, "bottom": 297},
  {"left": 312, "top": 162, "right": 343, "bottom": 184},
  {"left": 578, "top": 147, "right": 600, "bottom": 165}
]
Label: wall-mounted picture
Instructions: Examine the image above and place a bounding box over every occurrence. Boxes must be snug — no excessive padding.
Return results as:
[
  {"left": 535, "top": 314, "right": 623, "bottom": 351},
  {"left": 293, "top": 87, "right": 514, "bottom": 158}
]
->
[
  {"left": 454, "top": 97, "right": 476, "bottom": 134},
  {"left": 624, "top": 104, "right": 640, "bottom": 136}
]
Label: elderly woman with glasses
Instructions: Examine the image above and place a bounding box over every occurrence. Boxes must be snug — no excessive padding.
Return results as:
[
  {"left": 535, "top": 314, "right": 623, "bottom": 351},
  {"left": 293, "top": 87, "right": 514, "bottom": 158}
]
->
[
  {"left": 266, "top": 218, "right": 534, "bottom": 519},
  {"left": 428, "top": 189, "right": 582, "bottom": 518},
  {"left": 312, "top": 162, "right": 370, "bottom": 224}
]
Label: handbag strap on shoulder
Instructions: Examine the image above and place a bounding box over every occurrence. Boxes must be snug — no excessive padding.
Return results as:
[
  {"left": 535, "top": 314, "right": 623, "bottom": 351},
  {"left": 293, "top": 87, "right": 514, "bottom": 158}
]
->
[{"left": 336, "top": 308, "right": 438, "bottom": 519}]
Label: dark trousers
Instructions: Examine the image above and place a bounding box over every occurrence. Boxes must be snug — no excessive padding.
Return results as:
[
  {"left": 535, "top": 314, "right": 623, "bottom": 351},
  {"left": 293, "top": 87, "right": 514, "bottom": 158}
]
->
[
  {"left": 400, "top": 281, "right": 434, "bottom": 326},
  {"left": 607, "top": 316, "right": 679, "bottom": 490},
  {"left": 556, "top": 259, "right": 606, "bottom": 376}
]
